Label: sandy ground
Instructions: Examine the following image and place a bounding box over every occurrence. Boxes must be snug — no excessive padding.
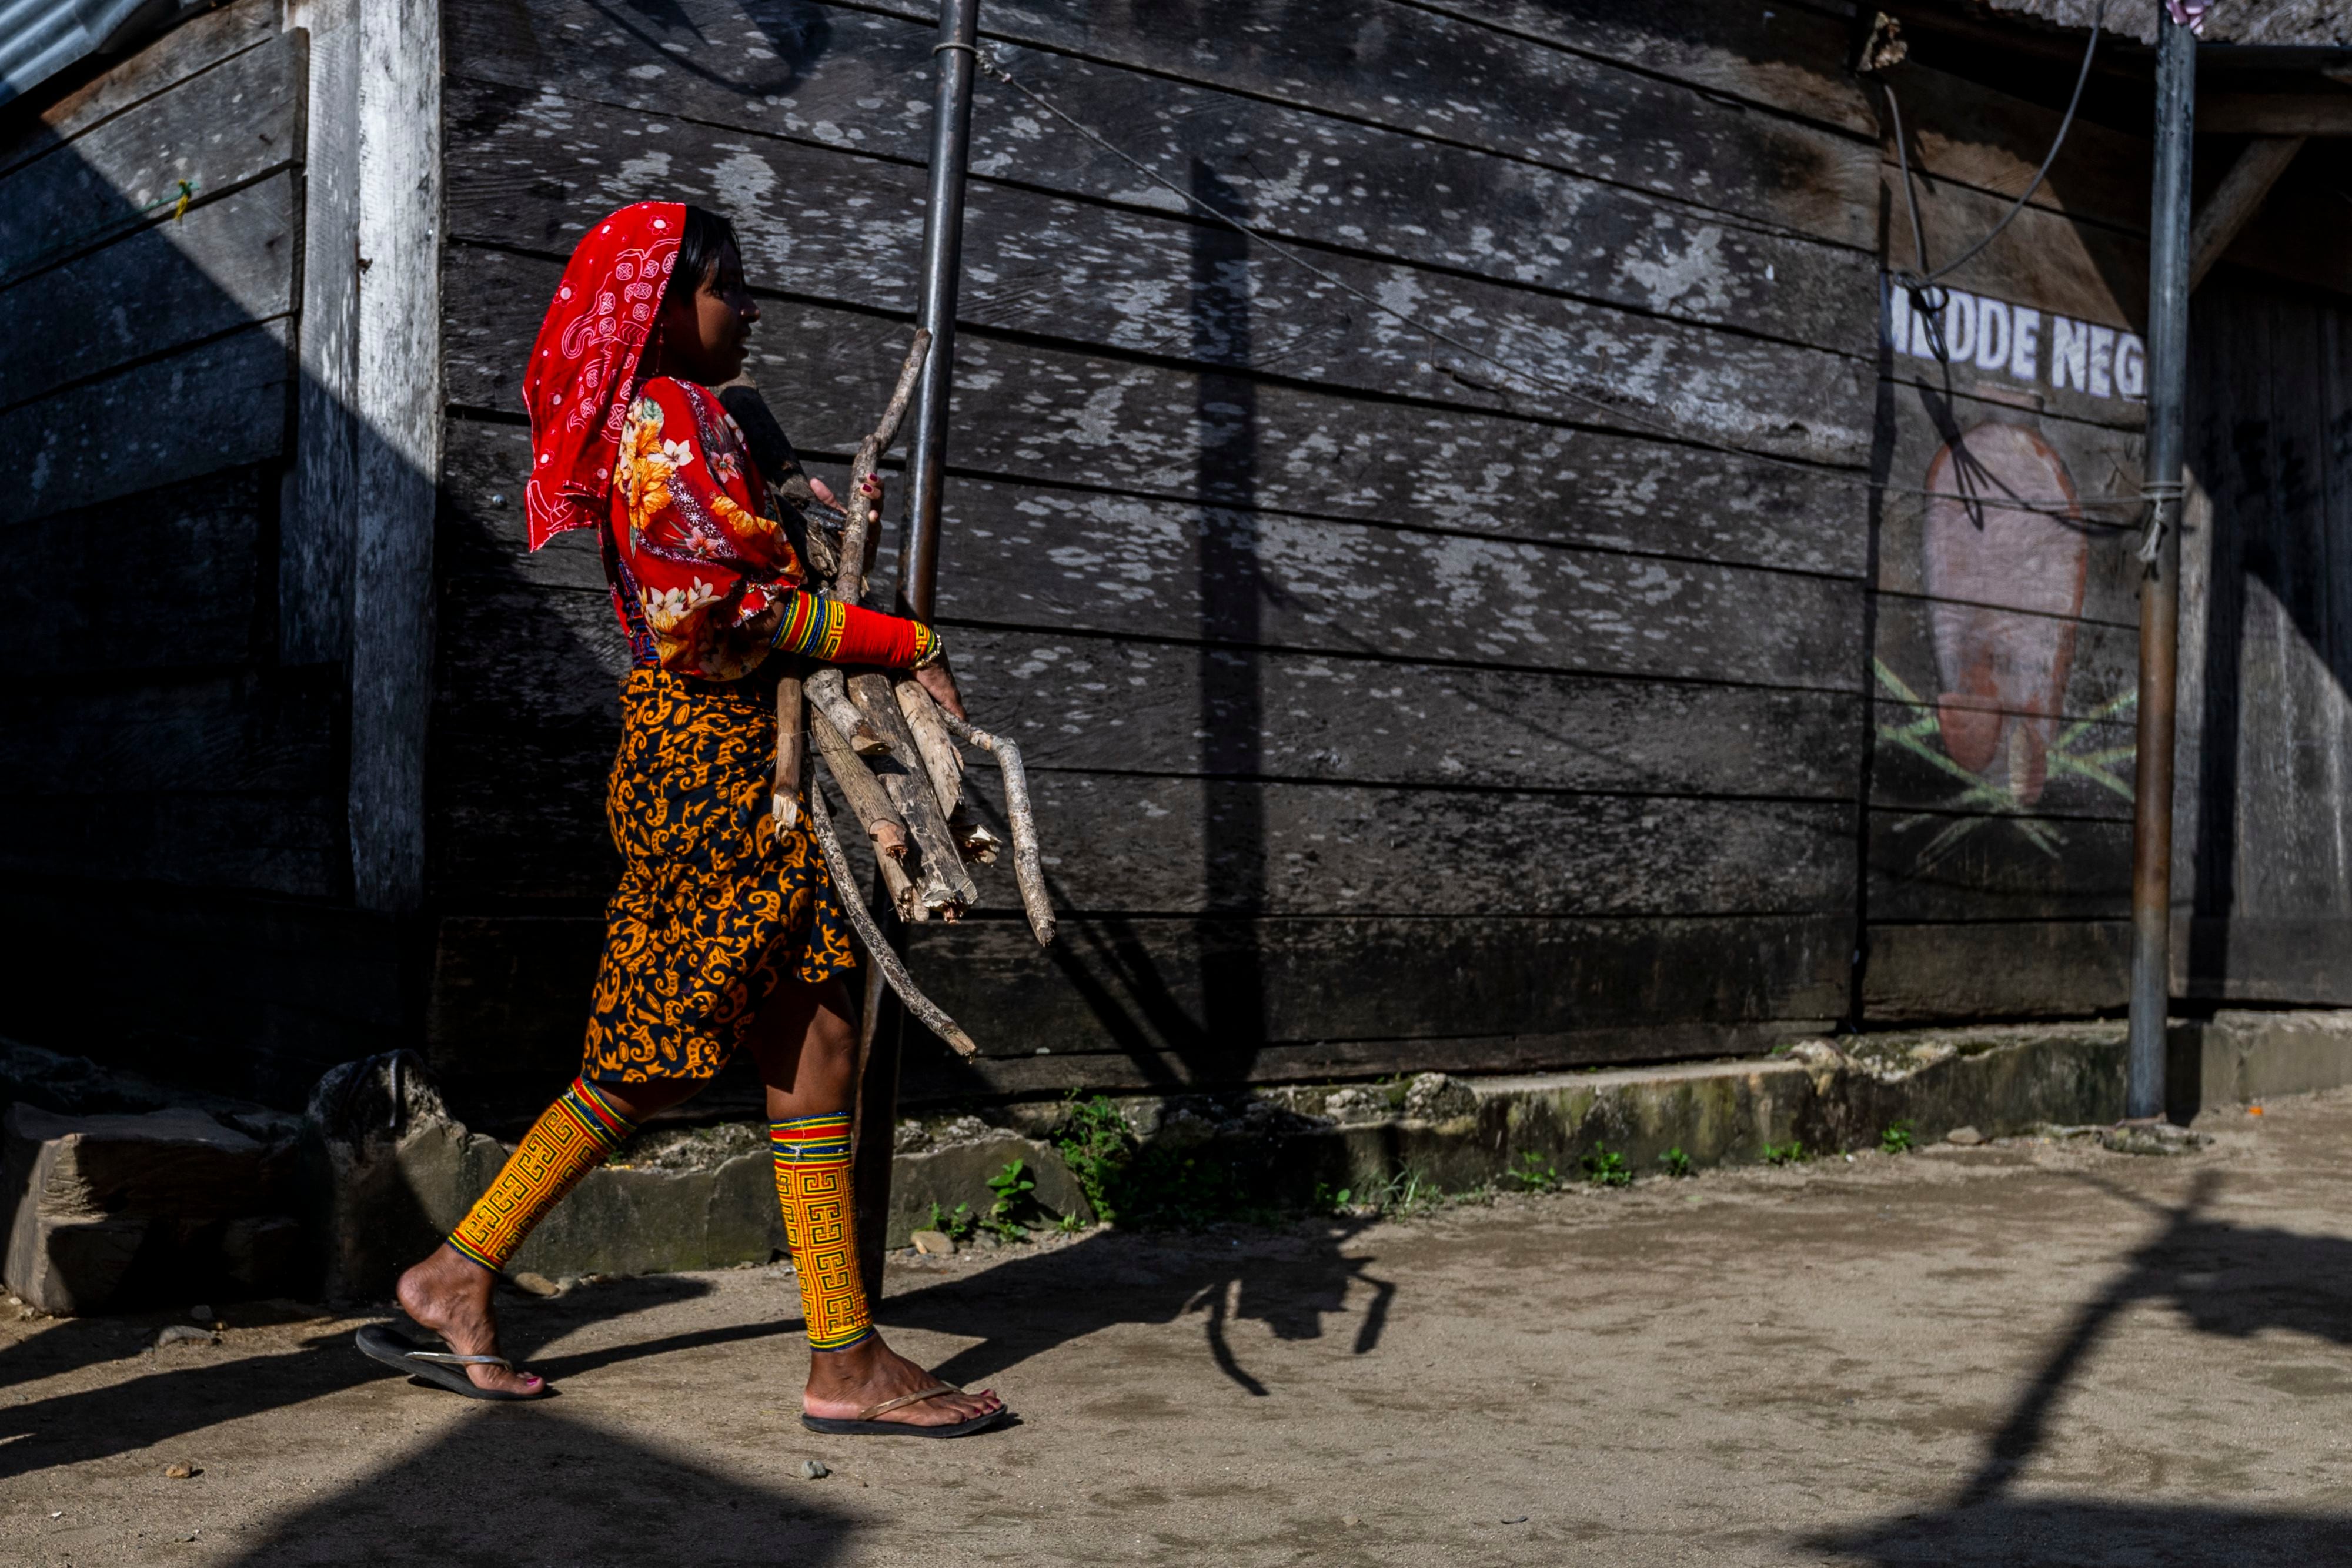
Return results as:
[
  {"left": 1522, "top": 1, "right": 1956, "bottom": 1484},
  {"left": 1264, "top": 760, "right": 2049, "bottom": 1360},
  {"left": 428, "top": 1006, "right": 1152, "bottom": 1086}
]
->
[{"left": 9, "top": 1090, "right": 2352, "bottom": 1566}]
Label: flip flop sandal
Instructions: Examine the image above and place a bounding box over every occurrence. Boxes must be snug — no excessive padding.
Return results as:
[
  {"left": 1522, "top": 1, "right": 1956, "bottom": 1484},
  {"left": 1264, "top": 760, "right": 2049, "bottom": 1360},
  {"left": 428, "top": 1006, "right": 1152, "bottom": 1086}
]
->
[
  {"left": 800, "top": 1382, "right": 1010, "bottom": 1438},
  {"left": 355, "top": 1323, "right": 550, "bottom": 1402}
]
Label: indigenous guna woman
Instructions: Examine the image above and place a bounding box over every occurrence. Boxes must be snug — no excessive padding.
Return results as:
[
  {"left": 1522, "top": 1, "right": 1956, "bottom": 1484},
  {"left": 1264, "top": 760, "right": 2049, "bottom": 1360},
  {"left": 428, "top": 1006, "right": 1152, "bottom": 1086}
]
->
[{"left": 357, "top": 201, "right": 1007, "bottom": 1437}]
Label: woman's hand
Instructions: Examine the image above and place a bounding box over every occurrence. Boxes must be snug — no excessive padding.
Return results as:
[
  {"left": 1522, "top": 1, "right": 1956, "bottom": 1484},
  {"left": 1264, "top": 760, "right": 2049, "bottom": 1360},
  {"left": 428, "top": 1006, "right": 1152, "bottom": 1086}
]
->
[
  {"left": 914, "top": 655, "right": 967, "bottom": 721},
  {"left": 805, "top": 474, "right": 884, "bottom": 511}
]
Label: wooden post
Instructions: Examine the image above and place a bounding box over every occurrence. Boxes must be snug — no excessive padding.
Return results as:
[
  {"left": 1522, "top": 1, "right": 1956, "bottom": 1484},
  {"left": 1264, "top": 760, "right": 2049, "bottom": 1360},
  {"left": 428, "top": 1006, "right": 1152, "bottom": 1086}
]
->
[
  {"left": 2127, "top": 10, "right": 2196, "bottom": 1122},
  {"left": 854, "top": 0, "right": 979, "bottom": 1304}
]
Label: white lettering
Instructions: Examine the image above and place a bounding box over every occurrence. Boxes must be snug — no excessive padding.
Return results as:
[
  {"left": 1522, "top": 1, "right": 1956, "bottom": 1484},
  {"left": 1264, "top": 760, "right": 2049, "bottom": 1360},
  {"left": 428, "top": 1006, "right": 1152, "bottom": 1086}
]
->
[
  {"left": 1945, "top": 290, "right": 1977, "bottom": 365},
  {"left": 2114, "top": 332, "right": 2146, "bottom": 399},
  {"left": 1910, "top": 296, "right": 1939, "bottom": 360},
  {"left": 2052, "top": 316, "right": 2090, "bottom": 392},
  {"left": 1973, "top": 297, "right": 2011, "bottom": 373},
  {"left": 2089, "top": 324, "right": 2116, "bottom": 397},
  {"left": 1887, "top": 279, "right": 1911, "bottom": 355},
  {"left": 2009, "top": 307, "right": 2042, "bottom": 382}
]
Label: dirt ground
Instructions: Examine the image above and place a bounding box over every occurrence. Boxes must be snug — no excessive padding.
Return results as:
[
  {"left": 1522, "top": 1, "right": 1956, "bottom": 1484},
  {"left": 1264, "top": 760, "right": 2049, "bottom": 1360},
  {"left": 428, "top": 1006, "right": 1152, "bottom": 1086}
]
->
[{"left": 11, "top": 1090, "right": 2352, "bottom": 1566}]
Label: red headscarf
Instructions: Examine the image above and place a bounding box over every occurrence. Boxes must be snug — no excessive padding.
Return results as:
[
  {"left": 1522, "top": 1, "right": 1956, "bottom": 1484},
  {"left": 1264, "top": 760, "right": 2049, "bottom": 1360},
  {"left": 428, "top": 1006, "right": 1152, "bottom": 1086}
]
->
[{"left": 521, "top": 202, "right": 686, "bottom": 551}]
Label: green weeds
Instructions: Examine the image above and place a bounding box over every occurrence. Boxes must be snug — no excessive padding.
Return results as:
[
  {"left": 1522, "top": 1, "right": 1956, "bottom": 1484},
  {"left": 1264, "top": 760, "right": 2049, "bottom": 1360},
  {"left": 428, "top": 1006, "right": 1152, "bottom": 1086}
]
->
[
  {"left": 1581, "top": 1144, "right": 1633, "bottom": 1188},
  {"left": 1762, "top": 1139, "right": 1811, "bottom": 1166},
  {"left": 1656, "top": 1146, "right": 1693, "bottom": 1179},
  {"left": 1880, "top": 1120, "right": 1916, "bottom": 1155}
]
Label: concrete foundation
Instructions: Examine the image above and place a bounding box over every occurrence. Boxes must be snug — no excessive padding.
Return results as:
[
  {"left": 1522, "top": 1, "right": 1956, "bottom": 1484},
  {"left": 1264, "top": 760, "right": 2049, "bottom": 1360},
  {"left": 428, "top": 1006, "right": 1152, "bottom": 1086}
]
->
[{"left": 13, "top": 1013, "right": 2352, "bottom": 1308}]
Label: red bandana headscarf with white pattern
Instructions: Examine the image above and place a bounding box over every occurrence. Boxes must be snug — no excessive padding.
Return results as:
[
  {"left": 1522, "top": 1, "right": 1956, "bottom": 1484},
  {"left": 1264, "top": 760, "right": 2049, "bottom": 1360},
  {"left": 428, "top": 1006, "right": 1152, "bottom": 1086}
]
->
[{"left": 521, "top": 201, "right": 686, "bottom": 551}]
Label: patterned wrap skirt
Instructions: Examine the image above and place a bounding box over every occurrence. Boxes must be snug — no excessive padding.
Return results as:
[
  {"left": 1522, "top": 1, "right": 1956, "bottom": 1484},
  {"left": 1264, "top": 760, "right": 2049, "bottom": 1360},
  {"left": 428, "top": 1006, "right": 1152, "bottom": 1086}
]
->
[{"left": 580, "top": 667, "right": 857, "bottom": 1084}]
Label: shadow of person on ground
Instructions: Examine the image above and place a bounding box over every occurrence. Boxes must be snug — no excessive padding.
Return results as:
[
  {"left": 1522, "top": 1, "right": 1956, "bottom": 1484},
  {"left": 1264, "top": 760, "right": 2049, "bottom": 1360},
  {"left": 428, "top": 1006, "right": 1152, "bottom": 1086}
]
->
[
  {"left": 218, "top": 1398, "right": 860, "bottom": 1566},
  {"left": 1813, "top": 1169, "right": 2352, "bottom": 1564},
  {"left": 0, "top": 1274, "right": 715, "bottom": 1483},
  {"left": 874, "top": 1218, "right": 1394, "bottom": 1399}
]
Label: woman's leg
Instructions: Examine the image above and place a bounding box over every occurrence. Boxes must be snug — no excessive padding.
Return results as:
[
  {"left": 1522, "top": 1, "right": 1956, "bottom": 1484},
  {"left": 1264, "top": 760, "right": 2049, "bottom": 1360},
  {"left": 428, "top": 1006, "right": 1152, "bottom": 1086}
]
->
[
  {"left": 394, "top": 1074, "right": 703, "bottom": 1396},
  {"left": 750, "top": 978, "right": 1003, "bottom": 1427}
]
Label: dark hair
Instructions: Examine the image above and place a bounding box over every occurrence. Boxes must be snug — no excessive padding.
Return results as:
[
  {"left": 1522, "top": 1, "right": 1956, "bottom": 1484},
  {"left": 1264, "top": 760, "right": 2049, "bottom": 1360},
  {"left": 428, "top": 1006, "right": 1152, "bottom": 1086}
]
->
[{"left": 666, "top": 205, "right": 741, "bottom": 306}]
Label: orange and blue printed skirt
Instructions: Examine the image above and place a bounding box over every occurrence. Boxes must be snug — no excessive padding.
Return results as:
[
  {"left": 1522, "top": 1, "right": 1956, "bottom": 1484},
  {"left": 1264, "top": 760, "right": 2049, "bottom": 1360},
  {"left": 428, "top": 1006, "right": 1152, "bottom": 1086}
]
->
[{"left": 579, "top": 667, "right": 857, "bottom": 1084}]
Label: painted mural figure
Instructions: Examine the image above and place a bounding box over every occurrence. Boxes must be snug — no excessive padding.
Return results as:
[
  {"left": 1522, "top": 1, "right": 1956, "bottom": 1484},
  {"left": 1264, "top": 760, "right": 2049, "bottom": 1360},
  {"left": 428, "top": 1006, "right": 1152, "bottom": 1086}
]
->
[{"left": 1919, "top": 419, "right": 2090, "bottom": 808}]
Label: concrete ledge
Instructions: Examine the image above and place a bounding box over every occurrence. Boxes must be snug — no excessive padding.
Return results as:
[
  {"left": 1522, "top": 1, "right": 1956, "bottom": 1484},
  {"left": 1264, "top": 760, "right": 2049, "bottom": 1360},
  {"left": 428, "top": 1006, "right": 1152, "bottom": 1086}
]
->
[
  {"left": 24, "top": 1012, "right": 2352, "bottom": 1308},
  {"left": 2170, "top": 1010, "right": 2352, "bottom": 1110}
]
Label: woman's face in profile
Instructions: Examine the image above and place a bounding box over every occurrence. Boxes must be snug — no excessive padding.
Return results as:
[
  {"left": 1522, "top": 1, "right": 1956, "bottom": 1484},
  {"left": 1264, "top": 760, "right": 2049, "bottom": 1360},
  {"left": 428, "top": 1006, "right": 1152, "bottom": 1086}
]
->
[{"left": 658, "top": 242, "right": 759, "bottom": 385}]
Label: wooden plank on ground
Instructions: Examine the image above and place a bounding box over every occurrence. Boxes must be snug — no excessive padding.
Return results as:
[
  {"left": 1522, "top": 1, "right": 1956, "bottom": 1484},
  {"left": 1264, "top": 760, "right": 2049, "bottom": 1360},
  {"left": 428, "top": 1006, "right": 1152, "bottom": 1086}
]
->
[
  {"left": 1860, "top": 919, "right": 2128, "bottom": 1021},
  {"left": 4, "top": 320, "right": 292, "bottom": 526},
  {"left": 0, "top": 30, "right": 306, "bottom": 287},
  {"left": 0, "top": 0, "right": 281, "bottom": 179},
  {"left": 0, "top": 170, "right": 296, "bottom": 410},
  {"left": 443, "top": 281, "right": 1873, "bottom": 579},
  {"left": 440, "top": 121, "right": 1878, "bottom": 464},
  {"left": 0, "top": 466, "right": 266, "bottom": 674}
]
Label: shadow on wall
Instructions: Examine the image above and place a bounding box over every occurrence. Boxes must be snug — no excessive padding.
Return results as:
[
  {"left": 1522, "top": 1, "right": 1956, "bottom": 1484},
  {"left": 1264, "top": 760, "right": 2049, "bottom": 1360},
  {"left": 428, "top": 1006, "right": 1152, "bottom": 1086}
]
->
[{"left": 1813, "top": 1169, "right": 2352, "bottom": 1563}]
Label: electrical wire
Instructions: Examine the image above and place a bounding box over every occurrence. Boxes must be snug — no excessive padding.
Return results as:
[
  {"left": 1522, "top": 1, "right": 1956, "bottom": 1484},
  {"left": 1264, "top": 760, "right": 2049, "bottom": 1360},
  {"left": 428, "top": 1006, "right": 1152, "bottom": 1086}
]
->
[{"left": 965, "top": 45, "right": 2146, "bottom": 525}]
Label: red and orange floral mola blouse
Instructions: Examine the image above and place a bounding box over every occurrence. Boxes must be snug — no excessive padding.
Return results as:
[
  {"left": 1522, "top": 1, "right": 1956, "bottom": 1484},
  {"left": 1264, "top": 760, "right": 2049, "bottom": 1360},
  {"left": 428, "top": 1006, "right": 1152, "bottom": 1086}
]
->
[{"left": 604, "top": 376, "right": 938, "bottom": 681}]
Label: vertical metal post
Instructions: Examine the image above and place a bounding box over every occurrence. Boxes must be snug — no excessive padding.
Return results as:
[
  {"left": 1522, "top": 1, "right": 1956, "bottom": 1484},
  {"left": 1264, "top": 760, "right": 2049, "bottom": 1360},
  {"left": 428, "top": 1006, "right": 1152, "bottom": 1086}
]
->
[
  {"left": 853, "top": 0, "right": 978, "bottom": 1302},
  {"left": 2127, "top": 15, "right": 2196, "bottom": 1121},
  {"left": 897, "top": 0, "right": 978, "bottom": 623}
]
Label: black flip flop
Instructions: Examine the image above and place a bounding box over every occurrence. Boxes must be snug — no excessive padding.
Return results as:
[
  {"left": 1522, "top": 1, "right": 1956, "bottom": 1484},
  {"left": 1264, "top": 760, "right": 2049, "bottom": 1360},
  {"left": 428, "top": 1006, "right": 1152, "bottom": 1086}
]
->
[
  {"left": 800, "top": 1382, "right": 1009, "bottom": 1438},
  {"left": 355, "top": 1323, "right": 550, "bottom": 1402}
]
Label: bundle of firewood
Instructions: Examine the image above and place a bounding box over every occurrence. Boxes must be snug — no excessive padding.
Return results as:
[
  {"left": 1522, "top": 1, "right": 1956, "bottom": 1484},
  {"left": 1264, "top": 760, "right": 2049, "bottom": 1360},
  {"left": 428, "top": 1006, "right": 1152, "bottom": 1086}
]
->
[{"left": 721, "top": 333, "right": 1053, "bottom": 1058}]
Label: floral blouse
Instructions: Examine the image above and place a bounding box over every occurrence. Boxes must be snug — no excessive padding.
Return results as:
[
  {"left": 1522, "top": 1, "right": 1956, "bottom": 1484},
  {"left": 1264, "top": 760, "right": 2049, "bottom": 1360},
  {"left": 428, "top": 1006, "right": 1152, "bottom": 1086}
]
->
[{"left": 605, "top": 376, "right": 939, "bottom": 681}]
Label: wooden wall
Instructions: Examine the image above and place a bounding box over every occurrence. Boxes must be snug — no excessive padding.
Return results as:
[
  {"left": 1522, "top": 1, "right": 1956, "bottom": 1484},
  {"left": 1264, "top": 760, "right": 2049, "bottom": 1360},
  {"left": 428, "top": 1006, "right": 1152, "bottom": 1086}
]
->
[
  {"left": 0, "top": 1, "right": 407, "bottom": 1103},
  {"left": 442, "top": 0, "right": 2352, "bottom": 1115},
  {"left": 2177, "top": 273, "right": 2352, "bottom": 1004}
]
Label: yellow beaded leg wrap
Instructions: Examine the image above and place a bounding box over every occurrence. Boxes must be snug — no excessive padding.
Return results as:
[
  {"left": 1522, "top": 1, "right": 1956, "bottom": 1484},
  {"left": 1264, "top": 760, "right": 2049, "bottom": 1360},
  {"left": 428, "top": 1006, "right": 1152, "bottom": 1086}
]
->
[
  {"left": 771, "top": 1115, "right": 873, "bottom": 1351},
  {"left": 446, "top": 1078, "right": 637, "bottom": 1271}
]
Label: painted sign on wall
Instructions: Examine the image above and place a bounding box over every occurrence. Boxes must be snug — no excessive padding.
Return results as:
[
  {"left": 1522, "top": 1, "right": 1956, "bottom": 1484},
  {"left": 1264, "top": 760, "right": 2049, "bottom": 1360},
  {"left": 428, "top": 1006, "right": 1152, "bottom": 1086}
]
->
[{"left": 1885, "top": 279, "right": 2147, "bottom": 403}]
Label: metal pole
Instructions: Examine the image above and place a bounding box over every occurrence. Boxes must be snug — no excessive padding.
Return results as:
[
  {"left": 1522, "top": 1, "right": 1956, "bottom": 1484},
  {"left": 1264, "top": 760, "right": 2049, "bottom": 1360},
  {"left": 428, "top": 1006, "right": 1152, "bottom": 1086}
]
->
[
  {"left": 2127, "top": 14, "right": 2196, "bottom": 1121},
  {"left": 896, "top": 0, "right": 978, "bottom": 623},
  {"left": 853, "top": 0, "right": 978, "bottom": 1303}
]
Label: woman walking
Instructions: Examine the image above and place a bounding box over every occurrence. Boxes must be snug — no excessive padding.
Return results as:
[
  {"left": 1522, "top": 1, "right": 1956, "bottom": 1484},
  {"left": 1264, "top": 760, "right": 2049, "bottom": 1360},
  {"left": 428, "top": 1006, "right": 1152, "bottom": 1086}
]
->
[{"left": 359, "top": 201, "right": 1005, "bottom": 1437}]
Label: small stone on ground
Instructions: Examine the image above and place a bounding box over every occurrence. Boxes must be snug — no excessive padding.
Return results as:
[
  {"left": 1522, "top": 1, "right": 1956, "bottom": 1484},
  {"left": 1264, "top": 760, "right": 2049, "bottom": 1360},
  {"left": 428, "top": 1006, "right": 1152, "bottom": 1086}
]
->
[
  {"left": 800, "top": 1459, "right": 830, "bottom": 1480},
  {"left": 910, "top": 1229, "right": 956, "bottom": 1256}
]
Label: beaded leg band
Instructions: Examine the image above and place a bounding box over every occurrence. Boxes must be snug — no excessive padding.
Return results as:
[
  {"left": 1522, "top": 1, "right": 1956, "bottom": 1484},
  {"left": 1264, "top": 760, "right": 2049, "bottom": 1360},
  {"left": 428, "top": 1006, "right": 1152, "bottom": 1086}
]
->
[
  {"left": 772, "top": 1114, "right": 873, "bottom": 1350},
  {"left": 446, "top": 1078, "right": 637, "bottom": 1271}
]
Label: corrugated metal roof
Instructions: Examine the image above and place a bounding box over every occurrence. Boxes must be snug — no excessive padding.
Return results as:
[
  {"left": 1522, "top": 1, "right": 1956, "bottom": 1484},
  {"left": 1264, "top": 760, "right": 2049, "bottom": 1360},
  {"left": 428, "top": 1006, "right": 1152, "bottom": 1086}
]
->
[
  {"left": 1, "top": 0, "right": 211, "bottom": 106},
  {"left": 1982, "top": 1, "right": 2352, "bottom": 46}
]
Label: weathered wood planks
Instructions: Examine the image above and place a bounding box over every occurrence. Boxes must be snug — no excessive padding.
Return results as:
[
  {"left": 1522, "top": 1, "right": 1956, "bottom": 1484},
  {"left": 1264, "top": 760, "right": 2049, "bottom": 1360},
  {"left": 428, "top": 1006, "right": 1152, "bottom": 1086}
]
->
[
  {"left": 0, "top": 172, "right": 297, "bottom": 410},
  {"left": 443, "top": 266, "right": 1870, "bottom": 578},
  {"left": 6, "top": 320, "right": 293, "bottom": 526},
  {"left": 0, "top": 468, "right": 268, "bottom": 674},
  {"left": 0, "top": 30, "right": 306, "bottom": 287},
  {"left": 439, "top": 105, "right": 1878, "bottom": 461}
]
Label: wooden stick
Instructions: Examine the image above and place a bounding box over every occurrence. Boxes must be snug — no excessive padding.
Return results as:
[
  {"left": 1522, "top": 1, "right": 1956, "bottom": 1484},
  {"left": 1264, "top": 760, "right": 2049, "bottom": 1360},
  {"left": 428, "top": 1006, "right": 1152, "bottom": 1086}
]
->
[
  {"left": 947, "top": 805, "right": 1002, "bottom": 864},
  {"left": 807, "top": 784, "right": 978, "bottom": 1055},
  {"left": 836, "top": 330, "right": 932, "bottom": 606},
  {"left": 808, "top": 711, "right": 907, "bottom": 860},
  {"left": 936, "top": 709, "right": 1055, "bottom": 947},
  {"left": 806, "top": 666, "right": 892, "bottom": 757},
  {"left": 893, "top": 677, "right": 965, "bottom": 818},
  {"left": 848, "top": 672, "right": 978, "bottom": 917},
  {"left": 771, "top": 670, "right": 806, "bottom": 830}
]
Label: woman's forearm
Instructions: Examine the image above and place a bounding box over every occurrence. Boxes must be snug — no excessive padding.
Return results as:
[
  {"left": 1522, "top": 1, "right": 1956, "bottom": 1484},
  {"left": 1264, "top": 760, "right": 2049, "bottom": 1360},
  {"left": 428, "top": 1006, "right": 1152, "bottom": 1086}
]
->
[{"left": 770, "top": 589, "right": 940, "bottom": 668}]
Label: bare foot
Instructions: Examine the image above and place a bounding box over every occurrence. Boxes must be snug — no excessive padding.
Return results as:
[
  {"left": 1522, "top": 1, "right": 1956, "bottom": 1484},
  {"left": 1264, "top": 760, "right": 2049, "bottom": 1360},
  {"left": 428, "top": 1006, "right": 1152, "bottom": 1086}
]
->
[
  {"left": 393, "top": 1245, "right": 546, "bottom": 1398},
  {"left": 803, "top": 1334, "right": 1003, "bottom": 1429}
]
